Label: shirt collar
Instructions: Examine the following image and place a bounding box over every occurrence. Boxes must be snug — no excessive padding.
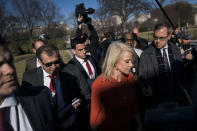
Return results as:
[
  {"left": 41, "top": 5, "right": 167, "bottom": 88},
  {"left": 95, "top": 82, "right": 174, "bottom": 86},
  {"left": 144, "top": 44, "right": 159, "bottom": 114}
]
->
[
  {"left": 42, "top": 68, "right": 50, "bottom": 78},
  {"left": 42, "top": 68, "right": 58, "bottom": 78},
  {"left": 75, "top": 55, "right": 86, "bottom": 64},
  {"left": 163, "top": 44, "right": 168, "bottom": 49},
  {"left": 0, "top": 93, "right": 17, "bottom": 108},
  {"left": 36, "top": 57, "right": 41, "bottom": 67}
]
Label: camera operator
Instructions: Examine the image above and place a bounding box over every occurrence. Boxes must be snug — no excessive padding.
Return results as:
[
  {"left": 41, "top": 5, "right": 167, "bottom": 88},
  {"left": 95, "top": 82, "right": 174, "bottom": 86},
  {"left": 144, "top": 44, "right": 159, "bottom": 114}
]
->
[
  {"left": 176, "top": 31, "right": 197, "bottom": 88},
  {"left": 75, "top": 8, "right": 99, "bottom": 65}
]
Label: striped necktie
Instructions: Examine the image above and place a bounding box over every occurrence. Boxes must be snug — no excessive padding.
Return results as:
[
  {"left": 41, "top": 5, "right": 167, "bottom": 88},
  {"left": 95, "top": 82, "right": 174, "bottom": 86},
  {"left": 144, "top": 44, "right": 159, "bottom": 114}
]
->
[
  {"left": 84, "top": 60, "right": 93, "bottom": 75},
  {"left": 163, "top": 48, "right": 170, "bottom": 71}
]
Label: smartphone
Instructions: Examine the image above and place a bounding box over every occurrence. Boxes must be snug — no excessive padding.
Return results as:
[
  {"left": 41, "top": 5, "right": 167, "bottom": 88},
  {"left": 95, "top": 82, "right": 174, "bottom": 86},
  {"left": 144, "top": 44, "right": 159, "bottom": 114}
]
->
[{"left": 72, "top": 98, "right": 81, "bottom": 105}]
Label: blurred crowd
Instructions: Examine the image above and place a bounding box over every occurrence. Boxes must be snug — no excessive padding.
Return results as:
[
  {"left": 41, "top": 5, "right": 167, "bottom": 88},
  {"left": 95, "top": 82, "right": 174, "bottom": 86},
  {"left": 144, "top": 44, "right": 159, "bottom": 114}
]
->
[{"left": 0, "top": 8, "right": 197, "bottom": 131}]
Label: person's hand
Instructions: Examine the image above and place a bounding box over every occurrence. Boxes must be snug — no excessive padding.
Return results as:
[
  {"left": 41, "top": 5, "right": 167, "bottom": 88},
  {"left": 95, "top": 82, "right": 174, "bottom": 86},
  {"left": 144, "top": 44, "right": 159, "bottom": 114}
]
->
[
  {"left": 180, "top": 47, "right": 184, "bottom": 55},
  {"left": 73, "top": 101, "right": 81, "bottom": 110},
  {"left": 78, "top": 14, "right": 83, "bottom": 24},
  {"left": 186, "top": 53, "right": 193, "bottom": 60},
  {"left": 77, "top": 14, "right": 83, "bottom": 29},
  {"left": 101, "top": 37, "right": 107, "bottom": 42}
]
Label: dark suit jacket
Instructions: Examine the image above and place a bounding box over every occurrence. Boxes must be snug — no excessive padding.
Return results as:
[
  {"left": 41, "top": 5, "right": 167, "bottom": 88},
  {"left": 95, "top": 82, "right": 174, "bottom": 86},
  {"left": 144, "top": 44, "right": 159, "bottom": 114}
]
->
[
  {"left": 61, "top": 64, "right": 91, "bottom": 130},
  {"left": 138, "top": 41, "right": 188, "bottom": 110},
  {"left": 22, "top": 66, "right": 91, "bottom": 130},
  {"left": 22, "top": 67, "right": 43, "bottom": 87},
  {"left": 25, "top": 56, "right": 37, "bottom": 71},
  {"left": 138, "top": 37, "right": 148, "bottom": 50},
  {"left": 68, "top": 55, "right": 99, "bottom": 89},
  {"left": 15, "top": 86, "right": 56, "bottom": 131},
  {"left": 22, "top": 66, "right": 90, "bottom": 103}
]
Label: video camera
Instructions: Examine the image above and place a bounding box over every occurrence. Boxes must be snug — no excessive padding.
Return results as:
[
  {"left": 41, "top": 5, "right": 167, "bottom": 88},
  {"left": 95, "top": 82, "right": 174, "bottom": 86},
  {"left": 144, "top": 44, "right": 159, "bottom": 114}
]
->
[{"left": 75, "top": 3, "right": 95, "bottom": 24}]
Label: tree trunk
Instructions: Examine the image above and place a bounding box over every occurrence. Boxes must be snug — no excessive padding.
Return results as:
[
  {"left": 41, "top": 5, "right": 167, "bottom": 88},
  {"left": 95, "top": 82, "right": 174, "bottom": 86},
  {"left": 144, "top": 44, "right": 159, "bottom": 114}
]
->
[
  {"left": 122, "top": 22, "right": 127, "bottom": 32},
  {"left": 29, "top": 24, "right": 33, "bottom": 38}
]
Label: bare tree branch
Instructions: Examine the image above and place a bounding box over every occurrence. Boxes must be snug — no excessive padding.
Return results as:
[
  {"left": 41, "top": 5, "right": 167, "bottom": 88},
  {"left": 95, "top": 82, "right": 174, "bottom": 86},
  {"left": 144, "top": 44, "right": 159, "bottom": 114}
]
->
[
  {"left": 10, "top": 0, "right": 63, "bottom": 38},
  {"left": 97, "top": 0, "right": 151, "bottom": 32}
]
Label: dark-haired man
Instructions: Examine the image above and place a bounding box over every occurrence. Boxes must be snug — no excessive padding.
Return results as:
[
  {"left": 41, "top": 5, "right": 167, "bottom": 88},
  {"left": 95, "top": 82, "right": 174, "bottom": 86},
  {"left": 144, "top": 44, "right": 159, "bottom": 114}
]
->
[
  {"left": 177, "top": 31, "right": 196, "bottom": 87},
  {"left": 25, "top": 40, "right": 45, "bottom": 71},
  {"left": 22, "top": 44, "right": 63, "bottom": 93},
  {"left": 0, "top": 42, "right": 56, "bottom": 131},
  {"left": 22, "top": 44, "right": 91, "bottom": 130},
  {"left": 69, "top": 37, "right": 98, "bottom": 89}
]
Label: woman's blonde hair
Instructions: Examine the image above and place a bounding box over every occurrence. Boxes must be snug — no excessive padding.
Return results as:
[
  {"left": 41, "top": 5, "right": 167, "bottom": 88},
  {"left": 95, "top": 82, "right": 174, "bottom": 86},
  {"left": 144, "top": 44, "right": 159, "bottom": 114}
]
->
[{"left": 102, "top": 41, "right": 135, "bottom": 81}]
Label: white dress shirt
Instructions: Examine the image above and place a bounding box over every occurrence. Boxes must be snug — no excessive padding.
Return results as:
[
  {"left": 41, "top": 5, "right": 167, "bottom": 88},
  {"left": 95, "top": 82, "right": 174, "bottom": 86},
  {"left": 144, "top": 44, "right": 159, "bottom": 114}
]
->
[
  {"left": 43, "top": 69, "right": 52, "bottom": 89},
  {"left": 160, "top": 44, "right": 171, "bottom": 69},
  {"left": 0, "top": 94, "right": 33, "bottom": 131},
  {"left": 134, "top": 48, "right": 143, "bottom": 58},
  {"left": 42, "top": 69, "right": 66, "bottom": 110},
  {"left": 36, "top": 58, "right": 41, "bottom": 68},
  {"left": 75, "top": 56, "right": 95, "bottom": 79}
]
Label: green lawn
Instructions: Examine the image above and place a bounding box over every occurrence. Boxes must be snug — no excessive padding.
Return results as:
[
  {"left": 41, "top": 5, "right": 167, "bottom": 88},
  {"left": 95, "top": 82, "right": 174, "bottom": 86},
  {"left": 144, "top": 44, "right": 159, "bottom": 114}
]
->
[{"left": 14, "top": 50, "right": 71, "bottom": 84}]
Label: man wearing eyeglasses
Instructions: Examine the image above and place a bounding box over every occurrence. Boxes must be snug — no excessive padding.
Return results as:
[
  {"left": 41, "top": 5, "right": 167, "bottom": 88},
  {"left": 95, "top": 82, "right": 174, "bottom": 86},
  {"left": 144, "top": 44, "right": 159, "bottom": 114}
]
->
[
  {"left": 122, "top": 32, "right": 141, "bottom": 78},
  {"left": 21, "top": 44, "right": 91, "bottom": 130},
  {"left": 138, "top": 23, "right": 187, "bottom": 117},
  {"left": 22, "top": 44, "right": 63, "bottom": 94}
]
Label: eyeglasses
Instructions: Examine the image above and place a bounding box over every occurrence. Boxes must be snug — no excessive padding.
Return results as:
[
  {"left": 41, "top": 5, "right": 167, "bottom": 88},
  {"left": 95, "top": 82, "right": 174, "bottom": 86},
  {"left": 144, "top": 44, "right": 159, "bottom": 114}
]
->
[
  {"left": 153, "top": 36, "right": 168, "bottom": 41},
  {"left": 42, "top": 59, "right": 61, "bottom": 67}
]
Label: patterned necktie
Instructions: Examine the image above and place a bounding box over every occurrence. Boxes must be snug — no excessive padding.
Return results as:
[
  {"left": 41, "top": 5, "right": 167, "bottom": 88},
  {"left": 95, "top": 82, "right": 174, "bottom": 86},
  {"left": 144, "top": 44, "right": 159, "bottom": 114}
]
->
[
  {"left": 84, "top": 60, "right": 93, "bottom": 75},
  {"left": 0, "top": 108, "right": 14, "bottom": 131},
  {"left": 163, "top": 48, "right": 170, "bottom": 71},
  {"left": 49, "top": 75, "right": 56, "bottom": 93}
]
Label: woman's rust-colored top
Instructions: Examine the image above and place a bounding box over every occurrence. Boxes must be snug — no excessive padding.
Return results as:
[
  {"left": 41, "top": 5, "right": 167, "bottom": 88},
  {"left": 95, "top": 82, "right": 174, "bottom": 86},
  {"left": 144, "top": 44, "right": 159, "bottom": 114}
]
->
[{"left": 90, "top": 73, "right": 139, "bottom": 131}]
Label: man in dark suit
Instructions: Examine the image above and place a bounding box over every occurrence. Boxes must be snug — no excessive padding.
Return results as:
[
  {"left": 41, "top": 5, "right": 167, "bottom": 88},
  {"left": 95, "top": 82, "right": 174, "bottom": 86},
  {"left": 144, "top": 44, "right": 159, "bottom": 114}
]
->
[
  {"left": 22, "top": 44, "right": 63, "bottom": 91},
  {"left": 0, "top": 42, "right": 56, "bottom": 131},
  {"left": 68, "top": 37, "right": 99, "bottom": 89},
  {"left": 22, "top": 44, "right": 91, "bottom": 130},
  {"left": 138, "top": 23, "right": 188, "bottom": 113},
  {"left": 25, "top": 39, "right": 45, "bottom": 71}
]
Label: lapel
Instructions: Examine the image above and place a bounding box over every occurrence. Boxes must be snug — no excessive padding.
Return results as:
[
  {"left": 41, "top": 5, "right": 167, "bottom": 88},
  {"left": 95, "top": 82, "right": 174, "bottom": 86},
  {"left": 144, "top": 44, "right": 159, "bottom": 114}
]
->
[
  {"left": 16, "top": 95, "right": 44, "bottom": 131},
  {"left": 86, "top": 55, "right": 97, "bottom": 77},
  {"left": 32, "top": 56, "right": 37, "bottom": 69},
  {"left": 27, "top": 56, "right": 36, "bottom": 70},
  {"left": 150, "top": 45, "right": 160, "bottom": 76},
  {"left": 73, "top": 56, "right": 89, "bottom": 78},
  {"left": 59, "top": 71, "right": 76, "bottom": 106},
  {"left": 36, "top": 67, "right": 44, "bottom": 85}
]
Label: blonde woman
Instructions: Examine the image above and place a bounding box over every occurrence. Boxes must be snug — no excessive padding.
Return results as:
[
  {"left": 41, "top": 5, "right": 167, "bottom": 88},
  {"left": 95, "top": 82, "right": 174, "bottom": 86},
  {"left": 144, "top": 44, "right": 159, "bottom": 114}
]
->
[{"left": 90, "top": 42, "right": 142, "bottom": 131}]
